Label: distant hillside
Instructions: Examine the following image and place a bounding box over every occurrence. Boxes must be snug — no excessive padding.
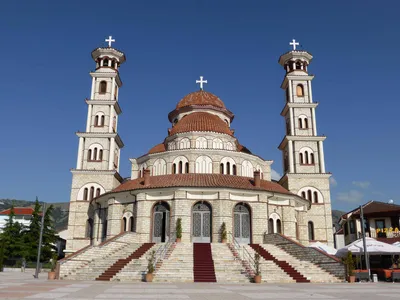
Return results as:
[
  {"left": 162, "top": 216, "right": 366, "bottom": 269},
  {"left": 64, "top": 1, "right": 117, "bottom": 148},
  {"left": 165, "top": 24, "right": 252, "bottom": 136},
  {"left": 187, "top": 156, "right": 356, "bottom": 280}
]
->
[
  {"left": 0, "top": 199, "right": 69, "bottom": 232},
  {"left": 332, "top": 209, "right": 345, "bottom": 230}
]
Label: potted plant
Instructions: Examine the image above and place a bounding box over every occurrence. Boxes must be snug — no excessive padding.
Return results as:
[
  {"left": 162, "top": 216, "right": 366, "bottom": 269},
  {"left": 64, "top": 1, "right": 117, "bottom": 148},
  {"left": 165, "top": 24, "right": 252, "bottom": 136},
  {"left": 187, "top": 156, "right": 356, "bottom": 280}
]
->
[
  {"left": 176, "top": 218, "right": 182, "bottom": 242},
  {"left": 48, "top": 252, "right": 58, "bottom": 280},
  {"left": 254, "top": 252, "right": 262, "bottom": 283},
  {"left": 344, "top": 251, "right": 355, "bottom": 283},
  {"left": 145, "top": 250, "right": 156, "bottom": 282},
  {"left": 221, "top": 222, "right": 227, "bottom": 243}
]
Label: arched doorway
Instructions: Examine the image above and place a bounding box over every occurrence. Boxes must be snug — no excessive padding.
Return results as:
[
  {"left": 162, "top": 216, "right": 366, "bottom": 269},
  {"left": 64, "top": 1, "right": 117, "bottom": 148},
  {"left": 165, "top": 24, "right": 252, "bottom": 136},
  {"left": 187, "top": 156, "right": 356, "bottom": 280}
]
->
[
  {"left": 234, "top": 203, "right": 251, "bottom": 244},
  {"left": 192, "top": 202, "right": 212, "bottom": 243},
  {"left": 152, "top": 202, "right": 170, "bottom": 243}
]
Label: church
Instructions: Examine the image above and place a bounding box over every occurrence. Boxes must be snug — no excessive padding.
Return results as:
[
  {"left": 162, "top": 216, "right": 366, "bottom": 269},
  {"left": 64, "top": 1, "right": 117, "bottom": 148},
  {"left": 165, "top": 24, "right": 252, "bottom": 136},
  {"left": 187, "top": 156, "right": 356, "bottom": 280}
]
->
[{"left": 65, "top": 37, "right": 334, "bottom": 254}]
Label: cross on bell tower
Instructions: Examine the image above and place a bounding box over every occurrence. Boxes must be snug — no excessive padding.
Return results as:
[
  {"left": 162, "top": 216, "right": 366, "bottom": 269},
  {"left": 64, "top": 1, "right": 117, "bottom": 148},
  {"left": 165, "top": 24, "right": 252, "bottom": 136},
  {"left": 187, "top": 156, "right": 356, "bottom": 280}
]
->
[{"left": 196, "top": 76, "right": 207, "bottom": 90}]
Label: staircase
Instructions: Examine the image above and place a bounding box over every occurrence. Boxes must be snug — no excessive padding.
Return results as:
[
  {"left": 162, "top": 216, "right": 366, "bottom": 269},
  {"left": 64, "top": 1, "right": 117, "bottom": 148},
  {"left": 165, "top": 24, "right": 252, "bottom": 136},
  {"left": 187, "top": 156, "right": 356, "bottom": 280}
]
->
[
  {"left": 96, "top": 243, "right": 155, "bottom": 281},
  {"left": 211, "top": 243, "right": 250, "bottom": 283},
  {"left": 264, "top": 234, "right": 345, "bottom": 281},
  {"left": 193, "top": 243, "right": 216, "bottom": 282},
  {"left": 250, "top": 244, "right": 309, "bottom": 282},
  {"left": 153, "top": 243, "right": 194, "bottom": 282}
]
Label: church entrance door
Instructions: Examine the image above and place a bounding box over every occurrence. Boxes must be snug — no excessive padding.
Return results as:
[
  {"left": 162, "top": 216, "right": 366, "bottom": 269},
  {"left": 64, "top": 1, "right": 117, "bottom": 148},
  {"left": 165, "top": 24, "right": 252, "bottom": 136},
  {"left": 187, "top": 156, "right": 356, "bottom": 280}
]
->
[
  {"left": 192, "top": 202, "right": 211, "bottom": 243},
  {"left": 152, "top": 202, "right": 170, "bottom": 243},
  {"left": 234, "top": 203, "right": 251, "bottom": 244}
]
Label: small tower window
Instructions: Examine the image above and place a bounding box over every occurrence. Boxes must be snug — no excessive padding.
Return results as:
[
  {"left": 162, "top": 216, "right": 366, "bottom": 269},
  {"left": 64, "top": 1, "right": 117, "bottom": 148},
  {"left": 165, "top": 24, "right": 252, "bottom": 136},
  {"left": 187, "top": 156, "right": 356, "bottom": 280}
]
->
[
  {"left": 111, "top": 60, "right": 115, "bottom": 68},
  {"left": 99, "top": 149, "right": 103, "bottom": 161},
  {"left": 179, "top": 161, "right": 183, "bottom": 174},
  {"left": 83, "top": 188, "right": 88, "bottom": 200},
  {"left": 298, "top": 118, "right": 303, "bottom": 129},
  {"left": 226, "top": 162, "right": 230, "bottom": 175},
  {"left": 301, "top": 191, "right": 306, "bottom": 199},
  {"left": 172, "top": 163, "right": 176, "bottom": 174},
  {"left": 313, "top": 191, "right": 318, "bottom": 203},
  {"left": 185, "top": 162, "right": 189, "bottom": 173},
  {"left": 296, "top": 84, "right": 304, "bottom": 97},
  {"left": 103, "top": 59, "right": 109, "bottom": 66},
  {"left": 89, "top": 187, "right": 94, "bottom": 200},
  {"left": 100, "top": 115, "right": 105, "bottom": 126},
  {"left": 93, "top": 148, "right": 98, "bottom": 161},
  {"left": 233, "top": 164, "right": 237, "bottom": 175},
  {"left": 299, "top": 153, "right": 304, "bottom": 164},
  {"left": 307, "top": 190, "right": 312, "bottom": 201},
  {"left": 310, "top": 153, "right": 315, "bottom": 164},
  {"left": 100, "top": 81, "right": 107, "bottom": 94},
  {"left": 94, "top": 115, "right": 99, "bottom": 126},
  {"left": 304, "top": 118, "right": 308, "bottom": 128},
  {"left": 96, "top": 188, "right": 101, "bottom": 197},
  {"left": 88, "top": 149, "right": 92, "bottom": 161},
  {"left": 295, "top": 61, "right": 302, "bottom": 70},
  {"left": 220, "top": 163, "right": 224, "bottom": 174}
]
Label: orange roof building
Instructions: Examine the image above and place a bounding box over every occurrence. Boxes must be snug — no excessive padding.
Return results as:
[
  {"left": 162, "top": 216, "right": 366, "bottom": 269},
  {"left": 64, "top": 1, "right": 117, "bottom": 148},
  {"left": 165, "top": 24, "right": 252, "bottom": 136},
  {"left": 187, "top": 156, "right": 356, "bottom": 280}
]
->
[{"left": 65, "top": 39, "right": 334, "bottom": 254}]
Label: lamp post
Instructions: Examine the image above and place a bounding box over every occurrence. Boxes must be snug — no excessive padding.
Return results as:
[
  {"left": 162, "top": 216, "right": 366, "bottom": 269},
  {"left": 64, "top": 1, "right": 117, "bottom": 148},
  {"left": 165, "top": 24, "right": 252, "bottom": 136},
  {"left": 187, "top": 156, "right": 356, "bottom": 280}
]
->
[
  {"left": 33, "top": 201, "right": 46, "bottom": 279},
  {"left": 360, "top": 204, "right": 371, "bottom": 281}
]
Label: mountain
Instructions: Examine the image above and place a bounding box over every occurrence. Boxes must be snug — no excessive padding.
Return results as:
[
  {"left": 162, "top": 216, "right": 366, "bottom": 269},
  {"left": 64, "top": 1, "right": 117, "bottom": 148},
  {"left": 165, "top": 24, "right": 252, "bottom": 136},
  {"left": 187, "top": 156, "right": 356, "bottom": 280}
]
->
[
  {"left": 0, "top": 199, "right": 69, "bottom": 232},
  {"left": 332, "top": 209, "right": 345, "bottom": 230}
]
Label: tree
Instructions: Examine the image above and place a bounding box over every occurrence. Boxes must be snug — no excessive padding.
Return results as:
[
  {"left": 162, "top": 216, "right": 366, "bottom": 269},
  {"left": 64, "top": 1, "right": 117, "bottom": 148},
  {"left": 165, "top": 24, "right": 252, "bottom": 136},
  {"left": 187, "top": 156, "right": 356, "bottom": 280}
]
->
[
  {"left": 41, "top": 204, "right": 58, "bottom": 261},
  {"left": 0, "top": 206, "right": 25, "bottom": 261},
  {"left": 23, "top": 199, "right": 42, "bottom": 261}
]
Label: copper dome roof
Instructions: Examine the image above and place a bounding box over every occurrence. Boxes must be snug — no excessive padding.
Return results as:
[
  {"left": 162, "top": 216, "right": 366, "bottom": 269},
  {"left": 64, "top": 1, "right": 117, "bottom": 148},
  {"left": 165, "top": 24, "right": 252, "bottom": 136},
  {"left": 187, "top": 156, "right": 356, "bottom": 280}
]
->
[
  {"left": 170, "top": 112, "right": 233, "bottom": 136},
  {"left": 176, "top": 90, "right": 226, "bottom": 109}
]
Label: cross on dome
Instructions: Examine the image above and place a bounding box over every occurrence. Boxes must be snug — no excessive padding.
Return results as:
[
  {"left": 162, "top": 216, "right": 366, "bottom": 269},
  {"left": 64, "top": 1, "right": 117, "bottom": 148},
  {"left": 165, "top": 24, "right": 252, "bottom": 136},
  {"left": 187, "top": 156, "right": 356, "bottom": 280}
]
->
[
  {"left": 196, "top": 76, "right": 208, "bottom": 90},
  {"left": 289, "top": 39, "right": 299, "bottom": 50},
  {"left": 105, "top": 36, "right": 116, "bottom": 47}
]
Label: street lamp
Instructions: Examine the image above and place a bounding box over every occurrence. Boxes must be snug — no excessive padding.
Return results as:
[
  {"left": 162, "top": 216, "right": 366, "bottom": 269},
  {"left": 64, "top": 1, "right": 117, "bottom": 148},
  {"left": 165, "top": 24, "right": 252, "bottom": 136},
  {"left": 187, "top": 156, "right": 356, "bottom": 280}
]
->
[{"left": 33, "top": 200, "right": 46, "bottom": 279}]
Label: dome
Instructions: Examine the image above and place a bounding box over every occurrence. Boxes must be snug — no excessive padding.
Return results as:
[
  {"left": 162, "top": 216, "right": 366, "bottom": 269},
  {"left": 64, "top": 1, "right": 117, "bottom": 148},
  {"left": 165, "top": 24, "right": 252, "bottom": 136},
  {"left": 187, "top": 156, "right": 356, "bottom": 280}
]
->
[
  {"left": 176, "top": 90, "right": 226, "bottom": 109},
  {"left": 148, "top": 143, "right": 166, "bottom": 154},
  {"left": 170, "top": 112, "right": 233, "bottom": 136}
]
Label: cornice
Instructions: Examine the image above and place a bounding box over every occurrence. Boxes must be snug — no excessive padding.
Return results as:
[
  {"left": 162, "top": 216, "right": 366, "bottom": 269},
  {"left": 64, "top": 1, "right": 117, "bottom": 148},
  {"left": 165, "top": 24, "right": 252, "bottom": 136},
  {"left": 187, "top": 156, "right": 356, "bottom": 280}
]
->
[
  {"left": 280, "top": 102, "right": 318, "bottom": 116},
  {"left": 278, "top": 135, "right": 326, "bottom": 150},
  {"left": 76, "top": 132, "right": 124, "bottom": 148},
  {"left": 85, "top": 99, "right": 122, "bottom": 115}
]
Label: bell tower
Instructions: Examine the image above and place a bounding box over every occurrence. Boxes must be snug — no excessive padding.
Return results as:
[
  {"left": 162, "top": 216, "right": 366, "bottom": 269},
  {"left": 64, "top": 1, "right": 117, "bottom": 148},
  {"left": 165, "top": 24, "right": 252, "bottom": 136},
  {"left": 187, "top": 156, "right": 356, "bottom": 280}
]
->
[
  {"left": 66, "top": 36, "right": 126, "bottom": 253},
  {"left": 277, "top": 39, "right": 333, "bottom": 246}
]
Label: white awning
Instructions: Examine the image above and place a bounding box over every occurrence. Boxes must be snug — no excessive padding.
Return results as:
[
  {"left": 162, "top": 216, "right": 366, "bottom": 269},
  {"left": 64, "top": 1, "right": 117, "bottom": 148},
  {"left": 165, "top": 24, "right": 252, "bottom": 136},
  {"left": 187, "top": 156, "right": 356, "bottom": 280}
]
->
[{"left": 336, "top": 237, "right": 400, "bottom": 257}]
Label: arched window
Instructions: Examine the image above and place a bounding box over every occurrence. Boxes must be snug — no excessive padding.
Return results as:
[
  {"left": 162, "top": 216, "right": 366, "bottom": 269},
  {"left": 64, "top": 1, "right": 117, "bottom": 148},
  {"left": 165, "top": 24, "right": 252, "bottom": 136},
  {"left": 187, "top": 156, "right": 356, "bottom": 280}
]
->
[
  {"left": 103, "top": 59, "right": 109, "bottom": 66},
  {"left": 301, "top": 191, "right": 306, "bottom": 198},
  {"left": 295, "top": 61, "right": 302, "bottom": 70},
  {"left": 96, "top": 188, "right": 101, "bottom": 197},
  {"left": 313, "top": 191, "right": 318, "bottom": 203},
  {"left": 304, "top": 118, "right": 308, "bottom": 128},
  {"left": 130, "top": 216, "right": 135, "bottom": 232},
  {"left": 299, "top": 153, "right": 304, "bottom": 164},
  {"left": 220, "top": 163, "right": 224, "bottom": 174},
  {"left": 226, "top": 142, "right": 233, "bottom": 150},
  {"left": 100, "top": 115, "right": 105, "bottom": 126},
  {"left": 307, "top": 190, "right": 312, "bottom": 201},
  {"left": 100, "top": 81, "right": 107, "bottom": 94},
  {"left": 90, "top": 187, "right": 94, "bottom": 200},
  {"left": 179, "top": 161, "right": 183, "bottom": 174},
  {"left": 298, "top": 118, "right": 302, "bottom": 129},
  {"left": 268, "top": 218, "right": 274, "bottom": 234},
  {"left": 226, "top": 162, "right": 230, "bottom": 175},
  {"left": 179, "top": 138, "right": 190, "bottom": 149},
  {"left": 93, "top": 148, "right": 98, "bottom": 161},
  {"left": 152, "top": 159, "right": 167, "bottom": 175},
  {"left": 308, "top": 221, "right": 315, "bottom": 240},
  {"left": 83, "top": 188, "right": 88, "bottom": 200},
  {"left": 310, "top": 153, "right": 314, "bottom": 164},
  {"left": 88, "top": 149, "right": 92, "bottom": 161},
  {"left": 172, "top": 163, "right": 176, "bottom": 174},
  {"left": 122, "top": 217, "right": 127, "bottom": 232},
  {"left": 276, "top": 219, "right": 282, "bottom": 234},
  {"left": 99, "top": 149, "right": 103, "bottom": 161},
  {"left": 304, "top": 151, "right": 309, "bottom": 164},
  {"left": 94, "top": 115, "right": 99, "bottom": 126},
  {"left": 195, "top": 137, "right": 207, "bottom": 149},
  {"left": 213, "top": 138, "right": 223, "bottom": 149},
  {"left": 195, "top": 156, "right": 212, "bottom": 174},
  {"left": 241, "top": 160, "right": 254, "bottom": 177},
  {"left": 233, "top": 165, "right": 237, "bottom": 175},
  {"left": 111, "top": 60, "right": 115, "bottom": 68},
  {"left": 185, "top": 162, "right": 189, "bottom": 173},
  {"left": 296, "top": 84, "right": 304, "bottom": 96}
]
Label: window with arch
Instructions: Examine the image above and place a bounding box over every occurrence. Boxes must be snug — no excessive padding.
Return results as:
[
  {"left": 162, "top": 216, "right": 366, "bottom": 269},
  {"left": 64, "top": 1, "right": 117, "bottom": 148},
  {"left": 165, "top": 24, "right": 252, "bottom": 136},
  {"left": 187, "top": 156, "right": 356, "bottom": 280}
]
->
[
  {"left": 87, "top": 144, "right": 103, "bottom": 161},
  {"left": 308, "top": 221, "right": 315, "bottom": 240},
  {"left": 195, "top": 137, "right": 207, "bottom": 149},
  {"left": 225, "top": 142, "right": 234, "bottom": 150},
  {"left": 99, "top": 81, "right": 107, "bottom": 94},
  {"left": 168, "top": 142, "right": 176, "bottom": 150},
  {"left": 241, "top": 160, "right": 254, "bottom": 177},
  {"left": 94, "top": 113, "right": 105, "bottom": 127},
  {"left": 299, "top": 147, "right": 315, "bottom": 165},
  {"left": 268, "top": 212, "right": 281, "bottom": 234},
  {"left": 89, "top": 187, "right": 94, "bottom": 200},
  {"left": 103, "top": 58, "right": 109, "bottom": 66},
  {"left": 179, "top": 138, "right": 190, "bottom": 149},
  {"left": 130, "top": 216, "right": 135, "bottom": 232},
  {"left": 138, "top": 163, "right": 147, "bottom": 178},
  {"left": 298, "top": 115, "right": 308, "bottom": 129},
  {"left": 296, "top": 84, "right": 304, "bottom": 96},
  {"left": 220, "top": 157, "right": 237, "bottom": 175},
  {"left": 152, "top": 158, "right": 167, "bottom": 175},
  {"left": 172, "top": 156, "right": 189, "bottom": 174},
  {"left": 220, "top": 163, "right": 224, "bottom": 174},
  {"left": 212, "top": 138, "right": 223, "bottom": 149},
  {"left": 195, "top": 156, "right": 212, "bottom": 174},
  {"left": 295, "top": 61, "right": 302, "bottom": 70},
  {"left": 298, "top": 187, "right": 323, "bottom": 204},
  {"left": 233, "top": 164, "right": 237, "bottom": 175},
  {"left": 122, "top": 217, "right": 127, "bottom": 232}
]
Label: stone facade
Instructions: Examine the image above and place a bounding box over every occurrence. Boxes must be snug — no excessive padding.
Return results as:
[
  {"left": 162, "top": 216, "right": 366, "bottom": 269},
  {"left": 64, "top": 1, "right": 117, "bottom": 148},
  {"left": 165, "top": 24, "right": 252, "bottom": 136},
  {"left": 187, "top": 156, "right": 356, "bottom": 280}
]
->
[{"left": 65, "top": 42, "right": 334, "bottom": 254}]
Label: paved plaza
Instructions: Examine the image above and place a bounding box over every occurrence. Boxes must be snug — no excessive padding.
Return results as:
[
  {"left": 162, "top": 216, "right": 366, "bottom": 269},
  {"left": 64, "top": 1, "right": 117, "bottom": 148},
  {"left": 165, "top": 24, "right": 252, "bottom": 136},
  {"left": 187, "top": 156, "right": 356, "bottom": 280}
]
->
[{"left": 1, "top": 270, "right": 400, "bottom": 299}]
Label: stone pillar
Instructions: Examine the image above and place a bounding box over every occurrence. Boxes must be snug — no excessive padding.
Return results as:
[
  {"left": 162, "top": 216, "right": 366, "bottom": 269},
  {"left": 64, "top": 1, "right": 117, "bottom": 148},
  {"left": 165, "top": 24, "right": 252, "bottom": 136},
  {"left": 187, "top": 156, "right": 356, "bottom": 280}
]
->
[
  {"left": 76, "top": 137, "right": 84, "bottom": 169},
  {"left": 288, "top": 140, "right": 294, "bottom": 173},
  {"left": 109, "top": 138, "right": 115, "bottom": 170},
  {"left": 289, "top": 107, "right": 295, "bottom": 135},
  {"left": 308, "top": 80, "right": 313, "bottom": 103},
  {"left": 312, "top": 108, "right": 317, "bottom": 136},
  {"left": 288, "top": 80, "right": 293, "bottom": 102},
  {"left": 91, "top": 77, "right": 95, "bottom": 99},
  {"left": 319, "top": 141, "right": 326, "bottom": 173},
  {"left": 109, "top": 105, "right": 114, "bottom": 133},
  {"left": 86, "top": 104, "right": 92, "bottom": 132}
]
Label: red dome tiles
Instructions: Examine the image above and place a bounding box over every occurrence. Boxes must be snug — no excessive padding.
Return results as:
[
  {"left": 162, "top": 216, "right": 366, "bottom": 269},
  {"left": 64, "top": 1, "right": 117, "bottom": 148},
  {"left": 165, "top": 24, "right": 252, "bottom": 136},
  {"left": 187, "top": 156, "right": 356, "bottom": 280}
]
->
[
  {"left": 176, "top": 90, "right": 226, "bottom": 109},
  {"left": 170, "top": 112, "right": 233, "bottom": 136},
  {"left": 148, "top": 143, "right": 166, "bottom": 154}
]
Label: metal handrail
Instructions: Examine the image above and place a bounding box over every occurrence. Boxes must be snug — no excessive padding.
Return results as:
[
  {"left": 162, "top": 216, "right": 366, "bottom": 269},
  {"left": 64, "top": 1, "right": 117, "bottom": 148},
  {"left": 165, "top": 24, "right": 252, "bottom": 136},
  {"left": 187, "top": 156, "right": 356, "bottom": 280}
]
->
[
  {"left": 148, "top": 232, "right": 176, "bottom": 272},
  {"left": 228, "top": 232, "right": 256, "bottom": 273}
]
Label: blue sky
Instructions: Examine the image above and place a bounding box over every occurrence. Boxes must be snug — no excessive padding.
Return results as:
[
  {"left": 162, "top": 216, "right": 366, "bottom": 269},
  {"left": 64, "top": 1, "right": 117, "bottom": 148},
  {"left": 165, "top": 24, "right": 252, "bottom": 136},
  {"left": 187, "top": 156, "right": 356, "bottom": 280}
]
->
[{"left": 0, "top": 0, "right": 398, "bottom": 212}]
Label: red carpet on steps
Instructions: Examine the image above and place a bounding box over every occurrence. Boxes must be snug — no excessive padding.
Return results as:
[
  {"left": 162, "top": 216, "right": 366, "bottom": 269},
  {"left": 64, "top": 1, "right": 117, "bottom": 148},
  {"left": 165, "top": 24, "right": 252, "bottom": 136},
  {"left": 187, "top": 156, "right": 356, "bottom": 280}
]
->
[
  {"left": 193, "top": 243, "right": 216, "bottom": 282},
  {"left": 96, "top": 243, "right": 154, "bottom": 281},
  {"left": 250, "top": 244, "right": 310, "bottom": 283}
]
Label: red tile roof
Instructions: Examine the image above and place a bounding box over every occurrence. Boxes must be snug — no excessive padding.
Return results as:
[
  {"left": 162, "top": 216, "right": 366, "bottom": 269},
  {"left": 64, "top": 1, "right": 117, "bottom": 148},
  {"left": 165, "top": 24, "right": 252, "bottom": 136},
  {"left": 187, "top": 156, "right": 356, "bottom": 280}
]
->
[
  {"left": 111, "top": 173, "right": 293, "bottom": 195},
  {"left": 176, "top": 90, "right": 225, "bottom": 109},
  {"left": 0, "top": 207, "right": 37, "bottom": 215},
  {"left": 170, "top": 112, "right": 233, "bottom": 136},
  {"left": 148, "top": 143, "right": 166, "bottom": 154}
]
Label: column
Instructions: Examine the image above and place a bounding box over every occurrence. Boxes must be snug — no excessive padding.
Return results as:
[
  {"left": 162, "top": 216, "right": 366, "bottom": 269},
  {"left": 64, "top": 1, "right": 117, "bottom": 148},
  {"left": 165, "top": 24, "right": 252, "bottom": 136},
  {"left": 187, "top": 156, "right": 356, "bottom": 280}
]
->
[
  {"left": 288, "top": 140, "right": 294, "bottom": 173},
  {"left": 288, "top": 80, "right": 293, "bottom": 102},
  {"left": 76, "top": 137, "right": 84, "bottom": 169},
  {"left": 90, "top": 77, "right": 95, "bottom": 99},
  {"left": 308, "top": 80, "right": 313, "bottom": 103},
  {"left": 289, "top": 107, "right": 295, "bottom": 135},
  {"left": 117, "top": 148, "right": 121, "bottom": 172},
  {"left": 109, "top": 105, "right": 114, "bottom": 133},
  {"left": 86, "top": 104, "right": 92, "bottom": 132},
  {"left": 111, "top": 78, "right": 116, "bottom": 100},
  {"left": 319, "top": 141, "right": 326, "bottom": 173},
  {"left": 311, "top": 108, "right": 317, "bottom": 136},
  {"left": 109, "top": 137, "right": 115, "bottom": 170}
]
